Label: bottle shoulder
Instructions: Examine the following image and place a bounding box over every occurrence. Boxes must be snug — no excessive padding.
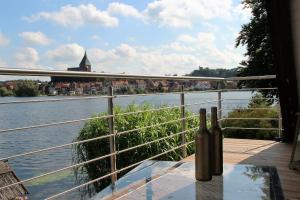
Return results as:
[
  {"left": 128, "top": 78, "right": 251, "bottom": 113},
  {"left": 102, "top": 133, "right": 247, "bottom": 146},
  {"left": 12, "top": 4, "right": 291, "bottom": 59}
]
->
[
  {"left": 197, "top": 128, "right": 210, "bottom": 135},
  {"left": 210, "top": 126, "right": 222, "bottom": 132}
]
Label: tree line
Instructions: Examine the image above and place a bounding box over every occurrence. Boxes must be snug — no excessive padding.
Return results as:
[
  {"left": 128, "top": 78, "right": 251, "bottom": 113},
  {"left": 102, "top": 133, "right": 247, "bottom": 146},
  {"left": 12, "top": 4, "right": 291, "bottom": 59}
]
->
[{"left": 188, "top": 67, "right": 238, "bottom": 78}]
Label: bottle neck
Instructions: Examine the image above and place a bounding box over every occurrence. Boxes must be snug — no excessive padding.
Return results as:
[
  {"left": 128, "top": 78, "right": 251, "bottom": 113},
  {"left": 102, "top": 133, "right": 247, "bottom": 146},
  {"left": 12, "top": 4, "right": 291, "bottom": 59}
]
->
[
  {"left": 200, "top": 109, "right": 207, "bottom": 129},
  {"left": 211, "top": 107, "right": 218, "bottom": 128}
]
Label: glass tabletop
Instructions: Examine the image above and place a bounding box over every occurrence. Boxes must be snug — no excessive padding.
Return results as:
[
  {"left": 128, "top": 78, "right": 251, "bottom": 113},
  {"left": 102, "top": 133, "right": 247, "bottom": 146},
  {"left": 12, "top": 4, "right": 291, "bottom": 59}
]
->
[{"left": 92, "top": 161, "right": 284, "bottom": 200}]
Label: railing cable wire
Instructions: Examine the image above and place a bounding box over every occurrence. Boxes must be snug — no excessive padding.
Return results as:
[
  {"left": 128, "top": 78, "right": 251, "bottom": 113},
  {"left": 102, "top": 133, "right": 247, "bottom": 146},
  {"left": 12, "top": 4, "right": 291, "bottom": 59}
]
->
[
  {"left": 0, "top": 128, "right": 197, "bottom": 191},
  {"left": 45, "top": 141, "right": 194, "bottom": 200}
]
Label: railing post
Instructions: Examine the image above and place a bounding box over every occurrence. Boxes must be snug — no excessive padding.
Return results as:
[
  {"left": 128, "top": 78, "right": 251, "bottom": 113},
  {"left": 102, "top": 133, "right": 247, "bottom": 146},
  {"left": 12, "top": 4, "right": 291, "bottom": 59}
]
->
[
  {"left": 108, "top": 86, "right": 117, "bottom": 187},
  {"left": 180, "top": 85, "right": 187, "bottom": 158},
  {"left": 217, "top": 90, "right": 222, "bottom": 128}
]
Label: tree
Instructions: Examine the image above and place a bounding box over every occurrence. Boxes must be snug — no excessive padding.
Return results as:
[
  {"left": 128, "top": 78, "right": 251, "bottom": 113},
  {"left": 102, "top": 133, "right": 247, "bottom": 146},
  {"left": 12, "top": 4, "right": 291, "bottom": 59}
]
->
[
  {"left": 189, "top": 66, "right": 237, "bottom": 78},
  {"left": 14, "top": 80, "right": 39, "bottom": 97},
  {"left": 0, "top": 87, "right": 13, "bottom": 97},
  {"left": 236, "top": 0, "right": 277, "bottom": 99}
]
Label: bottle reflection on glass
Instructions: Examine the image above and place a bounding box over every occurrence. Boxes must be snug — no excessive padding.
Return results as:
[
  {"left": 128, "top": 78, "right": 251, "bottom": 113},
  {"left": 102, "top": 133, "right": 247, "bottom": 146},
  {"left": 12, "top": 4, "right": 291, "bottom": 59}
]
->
[
  {"left": 210, "top": 107, "right": 223, "bottom": 175},
  {"left": 195, "top": 176, "right": 224, "bottom": 200},
  {"left": 195, "top": 108, "right": 212, "bottom": 181}
]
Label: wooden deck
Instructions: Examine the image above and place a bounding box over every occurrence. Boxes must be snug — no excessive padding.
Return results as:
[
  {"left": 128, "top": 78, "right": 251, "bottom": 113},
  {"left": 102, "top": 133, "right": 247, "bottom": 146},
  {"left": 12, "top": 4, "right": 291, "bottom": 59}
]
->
[{"left": 183, "top": 138, "right": 300, "bottom": 200}]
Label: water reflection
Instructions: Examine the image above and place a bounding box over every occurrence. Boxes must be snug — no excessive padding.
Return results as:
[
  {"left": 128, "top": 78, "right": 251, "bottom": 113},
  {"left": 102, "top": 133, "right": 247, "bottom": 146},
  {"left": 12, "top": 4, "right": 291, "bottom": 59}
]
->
[{"left": 243, "top": 166, "right": 270, "bottom": 200}]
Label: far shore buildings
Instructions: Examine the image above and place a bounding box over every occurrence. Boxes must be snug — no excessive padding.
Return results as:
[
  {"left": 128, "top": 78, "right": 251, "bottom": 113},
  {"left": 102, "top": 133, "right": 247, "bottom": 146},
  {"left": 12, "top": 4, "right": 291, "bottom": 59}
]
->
[{"left": 48, "top": 51, "right": 214, "bottom": 95}]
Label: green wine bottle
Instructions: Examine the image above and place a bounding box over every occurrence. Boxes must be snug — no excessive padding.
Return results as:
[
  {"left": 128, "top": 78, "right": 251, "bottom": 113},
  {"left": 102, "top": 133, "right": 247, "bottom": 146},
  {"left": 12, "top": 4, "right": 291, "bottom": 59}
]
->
[
  {"left": 195, "top": 108, "right": 212, "bottom": 181},
  {"left": 210, "top": 106, "right": 223, "bottom": 175}
]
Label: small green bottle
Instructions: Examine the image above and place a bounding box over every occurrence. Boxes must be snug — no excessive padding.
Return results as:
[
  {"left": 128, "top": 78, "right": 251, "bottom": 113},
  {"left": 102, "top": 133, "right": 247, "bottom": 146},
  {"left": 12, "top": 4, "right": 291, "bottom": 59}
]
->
[
  {"left": 195, "top": 108, "right": 212, "bottom": 181},
  {"left": 210, "top": 107, "right": 223, "bottom": 175}
]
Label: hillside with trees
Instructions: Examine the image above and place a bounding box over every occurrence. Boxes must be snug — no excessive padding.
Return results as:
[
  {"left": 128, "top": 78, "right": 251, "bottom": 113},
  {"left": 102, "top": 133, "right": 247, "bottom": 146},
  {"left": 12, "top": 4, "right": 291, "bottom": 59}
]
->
[{"left": 188, "top": 66, "right": 238, "bottom": 78}]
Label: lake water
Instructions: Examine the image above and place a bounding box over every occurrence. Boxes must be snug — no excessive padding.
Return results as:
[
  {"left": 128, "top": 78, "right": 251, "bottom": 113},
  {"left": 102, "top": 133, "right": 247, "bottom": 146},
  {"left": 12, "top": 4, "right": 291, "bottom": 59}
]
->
[{"left": 0, "top": 91, "right": 254, "bottom": 199}]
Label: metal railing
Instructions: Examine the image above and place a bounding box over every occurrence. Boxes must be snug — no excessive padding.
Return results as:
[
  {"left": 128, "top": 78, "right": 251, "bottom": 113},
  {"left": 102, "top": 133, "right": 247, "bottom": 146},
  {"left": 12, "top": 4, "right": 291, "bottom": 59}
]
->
[{"left": 0, "top": 68, "right": 281, "bottom": 199}]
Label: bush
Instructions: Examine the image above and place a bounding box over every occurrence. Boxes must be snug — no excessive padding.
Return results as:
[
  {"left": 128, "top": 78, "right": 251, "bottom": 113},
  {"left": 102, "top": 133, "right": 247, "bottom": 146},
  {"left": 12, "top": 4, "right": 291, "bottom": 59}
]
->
[
  {"left": 222, "top": 93, "right": 279, "bottom": 140},
  {"left": 0, "top": 87, "right": 13, "bottom": 97},
  {"left": 72, "top": 103, "right": 198, "bottom": 198},
  {"left": 14, "top": 80, "right": 39, "bottom": 97}
]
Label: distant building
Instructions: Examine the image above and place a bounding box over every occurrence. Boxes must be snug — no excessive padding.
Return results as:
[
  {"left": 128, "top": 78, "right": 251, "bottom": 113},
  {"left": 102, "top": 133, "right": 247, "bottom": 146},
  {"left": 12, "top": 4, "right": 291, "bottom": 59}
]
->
[
  {"left": 193, "top": 81, "right": 211, "bottom": 90},
  {"left": 51, "top": 51, "right": 96, "bottom": 83},
  {"left": 67, "top": 51, "right": 91, "bottom": 72}
]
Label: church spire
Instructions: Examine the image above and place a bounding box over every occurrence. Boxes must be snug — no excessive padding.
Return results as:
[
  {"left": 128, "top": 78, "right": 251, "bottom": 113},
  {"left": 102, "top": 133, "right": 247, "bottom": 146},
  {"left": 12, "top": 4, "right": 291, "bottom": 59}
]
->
[{"left": 79, "top": 51, "right": 91, "bottom": 72}]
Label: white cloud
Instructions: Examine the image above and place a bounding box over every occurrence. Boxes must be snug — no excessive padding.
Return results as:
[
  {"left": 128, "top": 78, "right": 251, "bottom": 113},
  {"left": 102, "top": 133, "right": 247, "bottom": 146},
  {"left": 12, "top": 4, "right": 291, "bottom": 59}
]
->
[
  {"left": 108, "top": 2, "right": 142, "bottom": 18},
  {"left": 19, "top": 31, "right": 52, "bottom": 45},
  {"left": 176, "top": 34, "right": 197, "bottom": 43},
  {"left": 80, "top": 32, "right": 242, "bottom": 75},
  {"left": 113, "top": 43, "right": 137, "bottom": 58},
  {"left": 177, "top": 32, "right": 215, "bottom": 44},
  {"left": 143, "top": 0, "right": 233, "bottom": 28},
  {"left": 89, "top": 48, "right": 118, "bottom": 63},
  {"left": 46, "top": 43, "right": 85, "bottom": 62},
  {"left": 22, "top": 1, "right": 250, "bottom": 29},
  {"left": 16, "top": 29, "right": 242, "bottom": 75},
  {"left": 0, "top": 33, "right": 10, "bottom": 46},
  {"left": 14, "top": 47, "right": 39, "bottom": 67},
  {"left": 23, "top": 4, "right": 118, "bottom": 28}
]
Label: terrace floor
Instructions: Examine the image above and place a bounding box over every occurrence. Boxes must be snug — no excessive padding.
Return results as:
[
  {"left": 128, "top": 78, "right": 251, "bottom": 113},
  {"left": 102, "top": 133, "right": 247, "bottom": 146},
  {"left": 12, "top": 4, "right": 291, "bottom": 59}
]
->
[
  {"left": 183, "top": 138, "right": 300, "bottom": 200},
  {"left": 95, "top": 139, "right": 299, "bottom": 200}
]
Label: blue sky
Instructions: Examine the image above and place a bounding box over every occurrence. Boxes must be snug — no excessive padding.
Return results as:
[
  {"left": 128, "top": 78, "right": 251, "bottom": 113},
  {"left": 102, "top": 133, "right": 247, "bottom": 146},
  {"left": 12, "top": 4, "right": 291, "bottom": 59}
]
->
[{"left": 0, "top": 0, "right": 250, "bottom": 77}]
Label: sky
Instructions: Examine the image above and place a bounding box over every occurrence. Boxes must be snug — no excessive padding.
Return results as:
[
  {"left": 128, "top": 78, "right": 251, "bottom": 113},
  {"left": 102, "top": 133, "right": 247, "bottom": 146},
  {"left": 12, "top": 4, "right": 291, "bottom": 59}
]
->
[{"left": 0, "top": 0, "right": 251, "bottom": 78}]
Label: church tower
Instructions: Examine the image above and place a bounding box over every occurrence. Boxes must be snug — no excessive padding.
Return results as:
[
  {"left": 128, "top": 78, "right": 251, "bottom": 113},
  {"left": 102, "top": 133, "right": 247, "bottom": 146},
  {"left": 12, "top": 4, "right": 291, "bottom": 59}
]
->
[{"left": 79, "top": 51, "right": 91, "bottom": 72}]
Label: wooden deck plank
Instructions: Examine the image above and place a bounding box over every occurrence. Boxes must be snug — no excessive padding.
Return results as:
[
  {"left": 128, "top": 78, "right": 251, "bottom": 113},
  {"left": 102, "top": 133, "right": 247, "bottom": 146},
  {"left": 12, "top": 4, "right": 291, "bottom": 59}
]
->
[{"left": 182, "top": 138, "right": 300, "bottom": 200}]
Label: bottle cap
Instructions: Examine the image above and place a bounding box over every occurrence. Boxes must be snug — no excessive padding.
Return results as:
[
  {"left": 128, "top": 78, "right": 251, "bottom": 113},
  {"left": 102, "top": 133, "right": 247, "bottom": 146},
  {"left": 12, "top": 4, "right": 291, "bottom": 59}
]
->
[{"left": 200, "top": 108, "right": 206, "bottom": 115}]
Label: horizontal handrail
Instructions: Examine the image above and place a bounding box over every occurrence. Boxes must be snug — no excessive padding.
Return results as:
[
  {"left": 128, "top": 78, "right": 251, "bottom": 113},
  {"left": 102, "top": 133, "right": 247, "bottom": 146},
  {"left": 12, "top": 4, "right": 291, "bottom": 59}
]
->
[
  {"left": 0, "top": 67, "right": 276, "bottom": 81},
  {"left": 226, "top": 75, "right": 276, "bottom": 81},
  {"left": 0, "top": 68, "right": 224, "bottom": 81},
  {"left": 222, "top": 127, "right": 282, "bottom": 131},
  {"left": 222, "top": 87, "right": 278, "bottom": 92},
  {"left": 220, "top": 117, "right": 279, "bottom": 121},
  {"left": 219, "top": 107, "right": 276, "bottom": 111},
  {"left": 223, "top": 97, "right": 278, "bottom": 101},
  {"left": 116, "top": 91, "right": 182, "bottom": 97}
]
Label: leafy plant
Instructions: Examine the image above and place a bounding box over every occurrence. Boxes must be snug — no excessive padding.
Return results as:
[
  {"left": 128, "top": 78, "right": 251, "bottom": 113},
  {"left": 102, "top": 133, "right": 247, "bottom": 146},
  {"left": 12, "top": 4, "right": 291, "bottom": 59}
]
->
[
  {"left": 14, "top": 80, "right": 39, "bottom": 97},
  {"left": 0, "top": 87, "right": 13, "bottom": 97},
  {"left": 72, "top": 103, "right": 198, "bottom": 198},
  {"left": 222, "top": 93, "right": 279, "bottom": 139}
]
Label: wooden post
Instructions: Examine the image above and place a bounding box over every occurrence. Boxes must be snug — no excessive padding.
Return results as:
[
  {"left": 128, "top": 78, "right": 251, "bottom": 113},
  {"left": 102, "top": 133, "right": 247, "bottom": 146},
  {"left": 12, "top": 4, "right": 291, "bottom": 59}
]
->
[
  {"left": 180, "top": 85, "right": 187, "bottom": 158},
  {"left": 108, "top": 86, "right": 117, "bottom": 187}
]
